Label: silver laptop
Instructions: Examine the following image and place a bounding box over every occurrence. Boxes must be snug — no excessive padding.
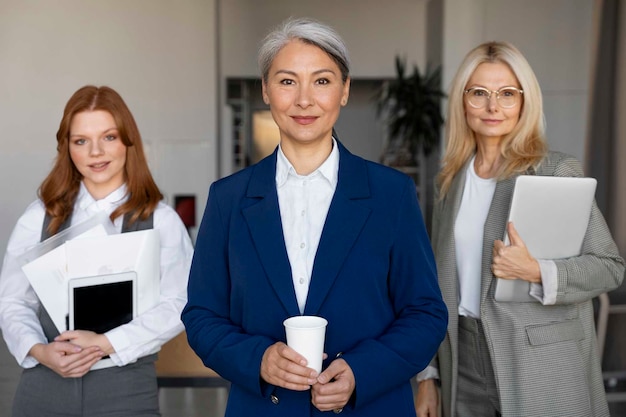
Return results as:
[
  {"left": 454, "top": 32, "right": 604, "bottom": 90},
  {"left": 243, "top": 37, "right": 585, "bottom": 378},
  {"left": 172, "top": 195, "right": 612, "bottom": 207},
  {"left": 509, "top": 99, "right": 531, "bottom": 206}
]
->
[{"left": 494, "top": 176, "right": 597, "bottom": 302}]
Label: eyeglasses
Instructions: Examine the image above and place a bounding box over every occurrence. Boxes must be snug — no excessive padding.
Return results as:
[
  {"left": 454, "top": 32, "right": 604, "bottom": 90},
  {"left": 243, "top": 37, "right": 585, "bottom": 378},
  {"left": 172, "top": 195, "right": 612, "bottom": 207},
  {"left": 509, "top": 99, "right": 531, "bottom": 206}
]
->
[{"left": 464, "top": 86, "right": 524, "bottom": 109}]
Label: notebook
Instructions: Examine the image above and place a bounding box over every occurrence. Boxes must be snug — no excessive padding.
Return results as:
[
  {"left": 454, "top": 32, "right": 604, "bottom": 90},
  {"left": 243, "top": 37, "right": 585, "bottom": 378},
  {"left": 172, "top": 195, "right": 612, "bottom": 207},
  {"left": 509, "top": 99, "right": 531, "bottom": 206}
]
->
[{"left": 494, "top": 176, "right": 597, "bottom": 302}]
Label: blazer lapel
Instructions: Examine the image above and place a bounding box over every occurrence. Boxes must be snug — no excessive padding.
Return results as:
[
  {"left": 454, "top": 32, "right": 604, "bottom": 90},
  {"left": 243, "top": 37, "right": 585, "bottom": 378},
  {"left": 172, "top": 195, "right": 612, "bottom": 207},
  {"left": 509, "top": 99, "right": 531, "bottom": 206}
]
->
[
  {"left": 480, "top": 176, "right": 516, "bottom": 303},
  {"left": 436, "top": 161, "right": 467, "bottom": 314},
  {"left": 243, "top": 151, "right": 300, "bottom": 316},
  {"left": 304, "top": 142, "right": 372, "bottom": 315}
]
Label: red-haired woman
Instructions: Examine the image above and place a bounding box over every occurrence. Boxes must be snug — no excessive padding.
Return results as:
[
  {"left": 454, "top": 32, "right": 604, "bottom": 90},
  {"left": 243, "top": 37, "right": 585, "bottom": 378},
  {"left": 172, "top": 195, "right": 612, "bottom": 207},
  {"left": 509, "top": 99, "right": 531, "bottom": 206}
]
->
[{"left": 0, "top": 85, "right": 193, "bottom": 417}]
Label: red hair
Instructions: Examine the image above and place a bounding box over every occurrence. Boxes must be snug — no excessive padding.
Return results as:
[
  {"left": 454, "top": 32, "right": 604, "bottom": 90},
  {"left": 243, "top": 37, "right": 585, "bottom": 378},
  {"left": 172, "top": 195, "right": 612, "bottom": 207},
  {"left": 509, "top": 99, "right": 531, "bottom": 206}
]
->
[{"left": 39, "top": 85, "right": 162, "bottom": 234}]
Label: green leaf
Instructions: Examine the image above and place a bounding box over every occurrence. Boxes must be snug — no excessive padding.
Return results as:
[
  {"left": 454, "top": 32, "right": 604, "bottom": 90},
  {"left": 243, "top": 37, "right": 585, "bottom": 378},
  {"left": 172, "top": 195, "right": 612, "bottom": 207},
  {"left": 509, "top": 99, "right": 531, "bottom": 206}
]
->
[{"left": 376, "top": 56, "right": 446, "bottom": 158}]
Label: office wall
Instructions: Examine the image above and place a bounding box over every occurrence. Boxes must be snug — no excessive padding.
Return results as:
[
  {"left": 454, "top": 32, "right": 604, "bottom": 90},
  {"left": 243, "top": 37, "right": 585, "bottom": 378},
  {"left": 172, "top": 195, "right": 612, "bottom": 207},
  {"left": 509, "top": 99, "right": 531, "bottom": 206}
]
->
[
  {"left": 0, "top": 0, "right": 217, "bottom": 254},
  {"left": 219, "top": 0, "right": 428, "bottom": 79}
]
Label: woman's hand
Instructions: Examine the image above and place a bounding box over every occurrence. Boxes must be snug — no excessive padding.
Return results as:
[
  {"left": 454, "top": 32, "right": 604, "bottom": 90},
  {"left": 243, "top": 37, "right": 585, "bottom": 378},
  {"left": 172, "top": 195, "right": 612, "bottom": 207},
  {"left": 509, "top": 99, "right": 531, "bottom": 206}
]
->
[
  {"left": 492, "top": 222, "right": 541, "bottom": 283},
  {"left": 29, "top": 341, "right": 104, "bottom": 378},
  {"left": 260, "top": 342, "right": 318, "bottom": 391},
  {"left": 311, "top": 358, "right": 355, "bottom": 413},
  {"left": 415, "top": 379, "right": 439, "bottom": 417},
  {"left": 55, "top": 330, "right": 114, "bottom": 355}
]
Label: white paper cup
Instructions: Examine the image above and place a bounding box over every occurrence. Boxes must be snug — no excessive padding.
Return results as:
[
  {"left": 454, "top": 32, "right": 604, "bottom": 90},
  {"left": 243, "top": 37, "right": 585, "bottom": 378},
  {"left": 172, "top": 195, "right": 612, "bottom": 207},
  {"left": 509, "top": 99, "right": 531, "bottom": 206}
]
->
[{"left": 283, "top": 315, "right": 328, "bottom": 373}]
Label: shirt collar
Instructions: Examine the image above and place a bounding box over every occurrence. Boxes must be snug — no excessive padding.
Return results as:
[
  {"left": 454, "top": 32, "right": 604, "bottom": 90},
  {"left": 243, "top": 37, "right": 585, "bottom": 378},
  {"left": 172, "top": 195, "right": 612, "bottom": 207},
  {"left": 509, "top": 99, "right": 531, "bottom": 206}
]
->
[
  {"left": 77, "top": 182, "right": 128, "bottom": 211},
  {"left": 276, "top": 137, "right": 340, "bottom": 188}
]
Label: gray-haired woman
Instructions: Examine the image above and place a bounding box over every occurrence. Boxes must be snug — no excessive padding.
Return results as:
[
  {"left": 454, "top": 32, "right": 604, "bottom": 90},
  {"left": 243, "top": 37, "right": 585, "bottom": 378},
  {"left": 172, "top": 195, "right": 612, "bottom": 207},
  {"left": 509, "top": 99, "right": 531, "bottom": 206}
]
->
[{"left": 182, "top": 17, "right": 447, "bottom": 417}]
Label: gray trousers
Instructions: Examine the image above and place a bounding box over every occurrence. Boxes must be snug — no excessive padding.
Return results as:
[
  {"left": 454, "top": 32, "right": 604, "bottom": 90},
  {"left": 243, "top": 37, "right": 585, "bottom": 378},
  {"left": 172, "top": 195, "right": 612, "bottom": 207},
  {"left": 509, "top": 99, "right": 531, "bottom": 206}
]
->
[
  {"left": 456, "top": 315, "right": 501, "bottom": 417},
  {"left": 12, "top": 354, "right": 160, "bottom": 417}
]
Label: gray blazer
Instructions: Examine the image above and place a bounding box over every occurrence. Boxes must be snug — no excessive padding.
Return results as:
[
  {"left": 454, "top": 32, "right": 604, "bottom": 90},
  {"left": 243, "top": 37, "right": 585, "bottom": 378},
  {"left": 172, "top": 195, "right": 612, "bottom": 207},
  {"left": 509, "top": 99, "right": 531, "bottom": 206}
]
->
[{"left": 432, "top": 151, "right": 625, "bottom": 417}]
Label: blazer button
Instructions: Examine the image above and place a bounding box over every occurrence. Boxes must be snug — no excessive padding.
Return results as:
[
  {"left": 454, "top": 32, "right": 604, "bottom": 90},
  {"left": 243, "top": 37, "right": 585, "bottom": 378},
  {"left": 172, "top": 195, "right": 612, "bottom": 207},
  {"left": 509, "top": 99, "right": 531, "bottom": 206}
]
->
[
  {"left": 271, "top": 394, "right": 280, "bottom": 405},
  {"left": 333, "top": 408, "right": 343, "bottom": 414}
]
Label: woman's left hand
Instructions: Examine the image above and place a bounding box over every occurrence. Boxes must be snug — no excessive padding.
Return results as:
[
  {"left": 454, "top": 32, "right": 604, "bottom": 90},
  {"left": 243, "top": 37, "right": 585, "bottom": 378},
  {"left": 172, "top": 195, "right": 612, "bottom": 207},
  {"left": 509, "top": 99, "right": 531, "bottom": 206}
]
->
[
  {"left": 311, "top": 358, "right": 355, "bottom": 412},
  {"left": 492, "top": 222, "right": 541, "bottom": 283},
  {"left": 55, "top": 330, "right": 114, "bottom": 355}
]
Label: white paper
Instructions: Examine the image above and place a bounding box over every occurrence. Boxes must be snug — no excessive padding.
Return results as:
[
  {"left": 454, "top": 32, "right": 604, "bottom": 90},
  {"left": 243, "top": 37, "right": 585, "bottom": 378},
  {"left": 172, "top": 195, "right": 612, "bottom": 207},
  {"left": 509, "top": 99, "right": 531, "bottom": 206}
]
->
[
  {"left": 21, "top": 224, "right": 109, "bottom": 333},
  {"left": 65, "top": 229, "right": 160, "bottom": 316}
]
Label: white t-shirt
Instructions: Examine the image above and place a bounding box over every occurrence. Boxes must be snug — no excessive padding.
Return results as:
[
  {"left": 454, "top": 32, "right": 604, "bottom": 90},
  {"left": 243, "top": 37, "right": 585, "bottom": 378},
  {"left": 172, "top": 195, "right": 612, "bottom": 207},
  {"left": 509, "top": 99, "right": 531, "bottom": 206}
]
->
[{"left": 455, "top": 156, "right": 496, "bottom": 318}]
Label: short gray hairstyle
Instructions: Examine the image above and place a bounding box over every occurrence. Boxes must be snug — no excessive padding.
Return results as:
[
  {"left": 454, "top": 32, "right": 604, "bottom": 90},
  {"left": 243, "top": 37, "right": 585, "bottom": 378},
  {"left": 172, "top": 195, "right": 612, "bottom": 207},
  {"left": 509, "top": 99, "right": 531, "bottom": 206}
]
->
[{"left": 258, "top": 17, "right": 350, "bottom": 83}]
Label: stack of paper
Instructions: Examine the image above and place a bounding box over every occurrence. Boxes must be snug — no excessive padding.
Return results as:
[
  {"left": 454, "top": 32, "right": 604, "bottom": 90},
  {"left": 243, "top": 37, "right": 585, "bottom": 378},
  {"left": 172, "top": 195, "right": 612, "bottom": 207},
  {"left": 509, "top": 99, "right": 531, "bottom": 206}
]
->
[{"left": 19, "top": 214, "right": 161, "bottom": 335}]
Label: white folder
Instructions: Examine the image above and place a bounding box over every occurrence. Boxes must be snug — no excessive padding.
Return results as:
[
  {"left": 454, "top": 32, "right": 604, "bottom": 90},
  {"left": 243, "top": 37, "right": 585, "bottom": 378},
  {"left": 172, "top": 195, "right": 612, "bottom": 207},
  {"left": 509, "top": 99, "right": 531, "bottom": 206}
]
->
[{"left": 65, "top": 229, "right": 161, "bottom": 316}]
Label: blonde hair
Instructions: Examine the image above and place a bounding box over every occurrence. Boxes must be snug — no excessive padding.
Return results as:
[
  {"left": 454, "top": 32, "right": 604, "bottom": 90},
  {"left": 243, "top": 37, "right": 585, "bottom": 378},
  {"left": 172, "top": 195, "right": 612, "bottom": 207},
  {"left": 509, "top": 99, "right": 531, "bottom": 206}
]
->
[{"left": 437, "top": 41, "right": 547, "bottom": 198}]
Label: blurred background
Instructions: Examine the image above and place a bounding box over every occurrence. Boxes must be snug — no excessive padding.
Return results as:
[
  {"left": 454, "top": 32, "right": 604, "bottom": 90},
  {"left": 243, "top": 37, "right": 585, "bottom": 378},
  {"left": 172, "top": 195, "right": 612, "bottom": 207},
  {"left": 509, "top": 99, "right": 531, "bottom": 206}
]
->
[{"left": 1, "top": 0, "right": 624, "bottom": 415}]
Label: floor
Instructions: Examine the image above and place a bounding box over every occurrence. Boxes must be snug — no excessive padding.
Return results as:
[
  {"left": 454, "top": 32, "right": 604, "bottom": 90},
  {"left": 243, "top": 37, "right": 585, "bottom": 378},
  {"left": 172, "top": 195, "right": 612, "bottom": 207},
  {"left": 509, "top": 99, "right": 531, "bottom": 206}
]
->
[
  {"left": 2, "top": 335, "right": 626, "bottom": 416},
  {"left": 159, "top": 388, "right": 227, "bottom": 417}
]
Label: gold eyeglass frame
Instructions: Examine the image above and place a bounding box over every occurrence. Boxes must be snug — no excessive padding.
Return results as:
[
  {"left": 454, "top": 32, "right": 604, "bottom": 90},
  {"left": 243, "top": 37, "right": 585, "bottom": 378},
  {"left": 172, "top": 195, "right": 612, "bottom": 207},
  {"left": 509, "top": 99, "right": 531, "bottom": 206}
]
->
[{"left": 464, "top": 86, "right": 524, "bottom": 108}]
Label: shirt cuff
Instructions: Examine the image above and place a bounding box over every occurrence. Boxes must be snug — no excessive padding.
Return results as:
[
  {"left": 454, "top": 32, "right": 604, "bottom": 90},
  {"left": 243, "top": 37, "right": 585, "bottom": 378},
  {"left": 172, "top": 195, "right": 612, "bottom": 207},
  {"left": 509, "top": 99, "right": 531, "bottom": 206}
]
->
[
  {"left": 18, "top": 336, "right": 47, "bottom": 369},
  {"left": 416, "top": 365, "right": 439, "bottom": 382},
  {"left": 529, "top": 259, "right": 558, "bottom": 305},
  {"left": 104, "top": 328, "right": 132, "bottom": 366},
  {"left": 21, "top": 355, "right": 40, "bottom": 369}
]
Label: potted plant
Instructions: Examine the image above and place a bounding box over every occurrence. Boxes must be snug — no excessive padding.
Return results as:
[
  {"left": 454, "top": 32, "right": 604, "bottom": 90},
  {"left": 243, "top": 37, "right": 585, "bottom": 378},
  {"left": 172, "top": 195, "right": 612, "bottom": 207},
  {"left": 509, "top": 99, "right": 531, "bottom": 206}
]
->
[{"left": 376, "top": 56, "right": 445, "bottom": 214}]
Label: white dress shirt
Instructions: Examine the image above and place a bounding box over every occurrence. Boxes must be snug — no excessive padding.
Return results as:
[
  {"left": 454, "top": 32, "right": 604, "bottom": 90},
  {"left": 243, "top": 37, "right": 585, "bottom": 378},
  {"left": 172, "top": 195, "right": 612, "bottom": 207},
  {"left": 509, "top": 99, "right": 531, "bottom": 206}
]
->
[
  {"left": 276, "top": 139, "right": 339, "bottom": 314},
  {"left": 0, "top": 182, "right": 194, "bottom": 368}
]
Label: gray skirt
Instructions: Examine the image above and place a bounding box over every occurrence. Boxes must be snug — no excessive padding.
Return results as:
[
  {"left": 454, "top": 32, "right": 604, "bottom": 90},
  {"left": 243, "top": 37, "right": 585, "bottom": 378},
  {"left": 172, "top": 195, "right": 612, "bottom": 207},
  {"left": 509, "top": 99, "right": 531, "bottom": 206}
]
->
[{"left": 12, "top": 354, "right": 159, "bottom": 417}]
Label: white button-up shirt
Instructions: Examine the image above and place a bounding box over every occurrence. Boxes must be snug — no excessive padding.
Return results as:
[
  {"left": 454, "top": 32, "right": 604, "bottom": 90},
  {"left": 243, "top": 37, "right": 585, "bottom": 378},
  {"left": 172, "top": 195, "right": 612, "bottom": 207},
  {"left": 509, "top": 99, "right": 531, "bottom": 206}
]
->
[
  {"left": 0, "top": 183, "right": 193, "bottom": 368},
  {"left": 276, "top": 139, "right": 339, "bottom": 313}
]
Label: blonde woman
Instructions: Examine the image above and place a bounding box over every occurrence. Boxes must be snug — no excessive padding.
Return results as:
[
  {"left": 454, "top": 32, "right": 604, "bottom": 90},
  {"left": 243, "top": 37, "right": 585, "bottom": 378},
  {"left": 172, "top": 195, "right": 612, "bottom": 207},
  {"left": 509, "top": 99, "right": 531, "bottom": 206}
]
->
[{"left": 415, "top": 42, "right": 624, "bottom": 417}]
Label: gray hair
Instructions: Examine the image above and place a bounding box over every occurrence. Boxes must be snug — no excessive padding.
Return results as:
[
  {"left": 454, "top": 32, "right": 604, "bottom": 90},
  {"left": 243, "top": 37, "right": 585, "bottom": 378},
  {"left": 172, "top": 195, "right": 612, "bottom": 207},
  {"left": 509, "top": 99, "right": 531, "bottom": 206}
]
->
[{"left": 258, "top": 17, "right": 350, "bottom": 83}]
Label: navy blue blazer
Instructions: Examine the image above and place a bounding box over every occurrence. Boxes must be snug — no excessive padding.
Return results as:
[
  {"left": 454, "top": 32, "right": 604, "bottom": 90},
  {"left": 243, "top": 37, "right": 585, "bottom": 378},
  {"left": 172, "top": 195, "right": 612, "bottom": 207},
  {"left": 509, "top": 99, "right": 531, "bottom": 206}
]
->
[{"left": 183, "top": 140, "right": 447, "bottom": 416}]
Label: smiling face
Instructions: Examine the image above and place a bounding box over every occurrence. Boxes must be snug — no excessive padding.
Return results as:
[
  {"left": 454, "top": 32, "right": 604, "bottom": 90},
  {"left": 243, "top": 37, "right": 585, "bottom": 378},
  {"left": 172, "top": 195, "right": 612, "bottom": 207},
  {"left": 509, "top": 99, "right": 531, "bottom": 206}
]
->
[
  {"left": 464, "top": 62, "right": 522, "bottom": 144},
  {"left": 69, "top": 110, "right": 127, "bottom": 199},
  {"left": 262, "top": 40, "right": 350, "bottom": 150}
]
